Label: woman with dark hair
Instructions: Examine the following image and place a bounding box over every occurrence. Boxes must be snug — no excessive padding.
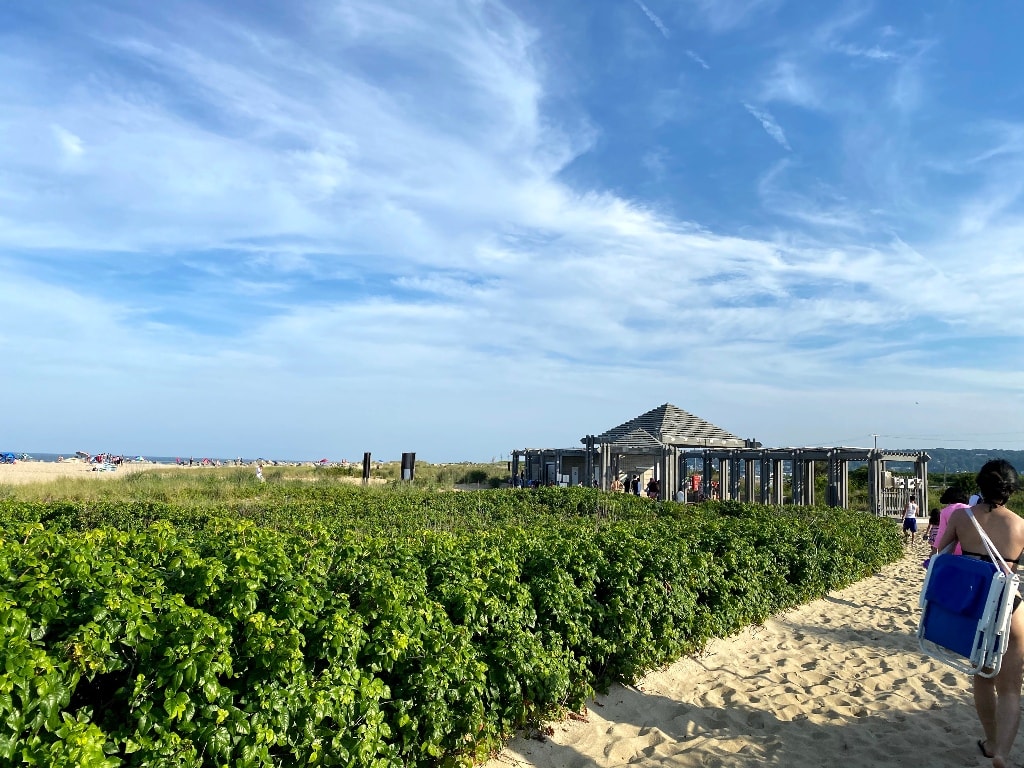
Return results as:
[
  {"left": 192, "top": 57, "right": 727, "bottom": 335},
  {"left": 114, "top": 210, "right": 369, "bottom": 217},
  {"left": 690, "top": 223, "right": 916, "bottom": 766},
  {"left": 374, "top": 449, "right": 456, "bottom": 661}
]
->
[{"left": 936, "top": 459, "right": 1024, "bottom": 767}]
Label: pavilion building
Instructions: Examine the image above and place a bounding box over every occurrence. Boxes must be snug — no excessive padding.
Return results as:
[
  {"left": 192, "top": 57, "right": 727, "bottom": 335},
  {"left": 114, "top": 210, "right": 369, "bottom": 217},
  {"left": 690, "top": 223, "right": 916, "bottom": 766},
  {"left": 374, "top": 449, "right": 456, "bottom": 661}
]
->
[{"left": 511, "top": 402, "right": 928, "bottom": 514}]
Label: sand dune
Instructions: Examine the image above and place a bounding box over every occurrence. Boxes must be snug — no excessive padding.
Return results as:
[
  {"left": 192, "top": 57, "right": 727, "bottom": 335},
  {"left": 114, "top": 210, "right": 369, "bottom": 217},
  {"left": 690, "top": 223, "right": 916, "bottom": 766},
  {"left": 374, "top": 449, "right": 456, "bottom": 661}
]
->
[{"left": 485, "top": 545, "right": 991, "bottom": 768}]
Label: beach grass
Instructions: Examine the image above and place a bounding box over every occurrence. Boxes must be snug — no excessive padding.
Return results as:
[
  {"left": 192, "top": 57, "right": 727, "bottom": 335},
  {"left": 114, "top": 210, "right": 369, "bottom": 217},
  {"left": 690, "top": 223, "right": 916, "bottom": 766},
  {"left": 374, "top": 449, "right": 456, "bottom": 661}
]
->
[{"left": 0, "top": 460, "right": 512, "bottom": 503}]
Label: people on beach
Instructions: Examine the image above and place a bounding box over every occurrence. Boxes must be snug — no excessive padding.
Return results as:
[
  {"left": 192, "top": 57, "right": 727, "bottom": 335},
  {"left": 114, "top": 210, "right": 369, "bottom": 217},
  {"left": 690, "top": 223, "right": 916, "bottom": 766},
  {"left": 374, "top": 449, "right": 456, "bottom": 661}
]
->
[
  {"left": 926, "top": 507, "right": 941, "bottom": 553},
  {"left": 936, "top": 486, "right": 969, "bottom": 556},
  {"left": 630, "top": 475, "right": 641, "bottom": 496},
  {"left": 903, "top": 494, "right": 919, "bottom": 546},
  {"left": 935, "top": 459, "right": 1024, "bottom": 768}
]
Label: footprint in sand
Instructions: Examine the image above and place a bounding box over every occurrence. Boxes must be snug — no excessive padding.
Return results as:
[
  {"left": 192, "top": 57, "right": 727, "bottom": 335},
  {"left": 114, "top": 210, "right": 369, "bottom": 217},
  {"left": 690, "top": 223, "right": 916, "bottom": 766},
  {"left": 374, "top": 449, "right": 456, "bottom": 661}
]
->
[
  {"left": 707, "top": 711, "right": 730, "bottom": 730},
  {"left": 640, "top": 739, "right": 663, "bottom": 757},
  {"left": 774, "top": 704, "right": 806, "bottom": 721},
  {"left": 745, "top": 710, "right": 768, "bottom": 730}
]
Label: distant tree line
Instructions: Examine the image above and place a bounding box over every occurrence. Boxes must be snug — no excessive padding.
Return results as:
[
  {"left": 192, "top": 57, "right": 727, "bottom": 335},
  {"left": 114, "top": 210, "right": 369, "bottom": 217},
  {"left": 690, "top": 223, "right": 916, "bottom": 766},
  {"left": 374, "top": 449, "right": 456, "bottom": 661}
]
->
[
  {"left": 915, "top": 448, "right": 1024, "bottom": 474},
  {"left": 844, "top": 448, "right": 1024, "bottom": 508}
]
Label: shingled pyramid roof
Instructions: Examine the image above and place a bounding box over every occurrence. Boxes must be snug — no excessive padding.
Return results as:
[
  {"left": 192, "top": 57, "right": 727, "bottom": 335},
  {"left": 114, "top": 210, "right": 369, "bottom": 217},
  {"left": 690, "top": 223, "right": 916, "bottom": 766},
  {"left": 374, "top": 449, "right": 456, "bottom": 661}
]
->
[
  {"left": 590, "top": 403, "right": 748, "bottom": 448},
  {"left": 609, "top": 428, "right": 663, "bottom": 450}
]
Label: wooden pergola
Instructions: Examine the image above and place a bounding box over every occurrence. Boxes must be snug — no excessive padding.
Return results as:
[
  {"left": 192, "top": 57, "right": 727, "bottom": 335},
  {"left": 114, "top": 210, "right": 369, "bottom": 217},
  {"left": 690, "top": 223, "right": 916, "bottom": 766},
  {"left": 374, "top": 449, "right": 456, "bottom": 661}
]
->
[
  {"left": 511, "top": 403, "right": 929, "bottom": 512},
  {"left": 582, "top": 403, "right": 755, "bottom": 500}
]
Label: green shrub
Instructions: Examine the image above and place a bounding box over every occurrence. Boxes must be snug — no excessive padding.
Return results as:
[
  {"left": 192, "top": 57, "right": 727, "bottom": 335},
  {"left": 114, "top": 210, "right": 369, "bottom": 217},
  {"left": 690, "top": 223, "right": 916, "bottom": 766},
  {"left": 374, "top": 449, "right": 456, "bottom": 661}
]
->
[{"left": 0, "top": 487, "right": 902, "bottom": 766}]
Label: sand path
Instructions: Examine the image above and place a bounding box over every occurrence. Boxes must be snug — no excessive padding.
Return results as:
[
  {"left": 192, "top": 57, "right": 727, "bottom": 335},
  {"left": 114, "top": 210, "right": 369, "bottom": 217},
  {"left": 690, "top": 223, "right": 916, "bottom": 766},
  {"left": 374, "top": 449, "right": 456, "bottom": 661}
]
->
[{"left": 486, "top": 544, "right": 995, "bottom": 768}]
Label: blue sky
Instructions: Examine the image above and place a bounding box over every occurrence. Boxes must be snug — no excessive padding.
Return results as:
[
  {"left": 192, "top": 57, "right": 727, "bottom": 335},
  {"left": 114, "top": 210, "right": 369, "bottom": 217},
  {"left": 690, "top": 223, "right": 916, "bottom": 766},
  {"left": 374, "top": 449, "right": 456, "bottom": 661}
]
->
[{"left": 2, "top": 0, "right": 1023, "bottom": 462}]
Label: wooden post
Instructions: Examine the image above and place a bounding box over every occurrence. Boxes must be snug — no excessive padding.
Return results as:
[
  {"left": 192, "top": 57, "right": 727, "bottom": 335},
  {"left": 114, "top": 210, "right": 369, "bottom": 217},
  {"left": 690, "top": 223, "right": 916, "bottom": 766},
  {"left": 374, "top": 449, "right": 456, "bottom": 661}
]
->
[{"left": 744, "top": 459, "right": 756, "bottom": 502}]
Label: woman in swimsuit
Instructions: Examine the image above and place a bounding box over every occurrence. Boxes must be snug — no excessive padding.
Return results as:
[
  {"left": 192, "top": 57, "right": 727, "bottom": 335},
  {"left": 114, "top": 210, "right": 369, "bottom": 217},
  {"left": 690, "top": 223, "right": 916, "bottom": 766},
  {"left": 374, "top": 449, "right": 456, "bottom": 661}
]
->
[{"left": 935, "top": 459, "right": 1024, "bottom": 767}]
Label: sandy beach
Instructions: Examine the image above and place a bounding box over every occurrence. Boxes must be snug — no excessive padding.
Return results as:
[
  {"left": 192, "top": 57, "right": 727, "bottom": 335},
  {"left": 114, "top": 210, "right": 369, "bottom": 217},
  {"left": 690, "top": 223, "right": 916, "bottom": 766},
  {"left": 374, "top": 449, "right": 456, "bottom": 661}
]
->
[
  {"left": 0, "top": 459, "right": 188, "bottom": 486},
  {"left": 485, "top": 545, "right": 993, "bottom": 768},
  {"left": 0, "top": 460, "right": 384, "bottom": 487}
]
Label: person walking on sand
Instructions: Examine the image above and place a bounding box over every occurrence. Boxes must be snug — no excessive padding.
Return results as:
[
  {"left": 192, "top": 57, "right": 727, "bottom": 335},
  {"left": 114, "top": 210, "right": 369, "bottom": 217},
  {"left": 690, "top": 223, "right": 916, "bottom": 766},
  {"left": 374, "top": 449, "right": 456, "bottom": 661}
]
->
[
  {"left": 903, "top": 494, "right": 919, "bottom": 546},
  {"left": 926, "top": 507, "right": 941, "bottom": 554},
  {"left": 935, "top": 459, "right": 1024, "bottom": 768}
]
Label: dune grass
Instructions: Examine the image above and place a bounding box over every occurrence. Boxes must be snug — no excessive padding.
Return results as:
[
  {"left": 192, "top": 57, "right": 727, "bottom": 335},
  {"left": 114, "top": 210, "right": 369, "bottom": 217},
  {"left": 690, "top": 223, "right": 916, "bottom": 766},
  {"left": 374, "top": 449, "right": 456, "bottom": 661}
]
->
[{"left": 0, "top": 460, "right": 512, "bottom": 504}]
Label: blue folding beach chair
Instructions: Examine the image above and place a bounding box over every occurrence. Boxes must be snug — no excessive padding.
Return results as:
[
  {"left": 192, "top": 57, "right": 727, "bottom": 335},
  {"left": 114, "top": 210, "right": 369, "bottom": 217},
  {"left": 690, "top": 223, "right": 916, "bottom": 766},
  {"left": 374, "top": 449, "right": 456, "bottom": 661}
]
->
[{"left": 918, "top": 513, "right": 1020, "bottom": 677}]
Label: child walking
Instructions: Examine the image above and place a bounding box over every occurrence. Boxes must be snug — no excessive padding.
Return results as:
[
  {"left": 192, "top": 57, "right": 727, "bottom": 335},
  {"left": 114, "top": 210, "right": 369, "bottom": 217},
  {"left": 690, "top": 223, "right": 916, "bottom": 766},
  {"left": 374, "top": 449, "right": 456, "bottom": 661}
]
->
[{"left": 925, "top": 507, "right": 940, "bottom": 554}]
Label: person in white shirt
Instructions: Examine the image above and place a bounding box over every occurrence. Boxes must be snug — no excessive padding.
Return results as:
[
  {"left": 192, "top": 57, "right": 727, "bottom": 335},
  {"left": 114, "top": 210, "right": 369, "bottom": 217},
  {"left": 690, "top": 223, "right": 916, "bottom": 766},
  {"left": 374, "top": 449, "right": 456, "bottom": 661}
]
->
[{"left": 903, "top": 495, "right": 919, "bottom": 546}]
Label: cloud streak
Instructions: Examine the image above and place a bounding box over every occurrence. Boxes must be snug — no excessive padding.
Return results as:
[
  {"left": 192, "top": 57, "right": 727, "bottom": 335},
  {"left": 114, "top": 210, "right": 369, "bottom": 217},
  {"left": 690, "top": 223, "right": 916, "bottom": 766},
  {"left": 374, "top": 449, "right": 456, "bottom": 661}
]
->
[
  {"left": 686, "top": 49, "right": 710, "bottom": 69},
  {"left": 630, "top": 0, "right": 670, "bottom": 38},
  {"left": 744, "top": 103, "right": 791, "bottom": 150}
]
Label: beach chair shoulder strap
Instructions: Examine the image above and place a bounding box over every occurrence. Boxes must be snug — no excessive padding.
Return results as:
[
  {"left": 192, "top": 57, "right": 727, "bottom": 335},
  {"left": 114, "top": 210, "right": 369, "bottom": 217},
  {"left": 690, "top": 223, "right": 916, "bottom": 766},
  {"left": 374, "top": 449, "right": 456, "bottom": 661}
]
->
[{"left": 966, "top": 508, "right": 1013, "bottom": 575}]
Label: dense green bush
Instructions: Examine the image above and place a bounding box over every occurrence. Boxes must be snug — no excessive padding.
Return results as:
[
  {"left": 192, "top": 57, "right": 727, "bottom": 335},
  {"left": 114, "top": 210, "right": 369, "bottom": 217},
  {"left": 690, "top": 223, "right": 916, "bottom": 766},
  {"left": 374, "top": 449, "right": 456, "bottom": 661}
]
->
[{"left": 0, "top": 487, "right": 902, "bottom": 766}]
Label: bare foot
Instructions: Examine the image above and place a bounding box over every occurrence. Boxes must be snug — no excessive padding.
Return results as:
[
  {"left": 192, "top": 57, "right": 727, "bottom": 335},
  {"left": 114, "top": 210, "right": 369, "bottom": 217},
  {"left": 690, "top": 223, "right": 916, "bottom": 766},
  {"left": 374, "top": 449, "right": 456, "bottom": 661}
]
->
[{"left": 992, "top": 754, "right": 1007, "bottom": 768}]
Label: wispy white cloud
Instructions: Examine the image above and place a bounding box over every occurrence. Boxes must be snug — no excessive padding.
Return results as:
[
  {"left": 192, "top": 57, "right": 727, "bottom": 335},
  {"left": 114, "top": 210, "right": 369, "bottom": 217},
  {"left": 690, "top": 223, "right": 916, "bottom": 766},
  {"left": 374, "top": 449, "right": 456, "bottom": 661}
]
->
[
  {"left": 833, "top": 42, "right": 901, "bottom": 61},
  {"left": 923, "top": 122, "right": 1024, "bottom": 236},
  {"left": 685, "top": 0, "right": 779, "bottom": 32},
  {"left": 686, "top": 49, "right": 710, "bottom": 69},
  {"left": 630, "top": 0, "right": 670, "bottom": 38},
  {"left": 743, "top": 103, "right": 791, "bottom": 150},
  {"left": 52, "top": 125, "right": 85, "bottom": 158},
  {"left": 2, "top": 1, "right": 1023, "bottom": 457},
  {"left": 888, "top": 45, "right": 931, "bottom": 113},
  {"left": 756, "top": 160, "right": 864, "bottom": 230},
  {"left": 760, "top": 60, "right": 821, "bottom": 109},
  {"left": 641, "top": 147, "right": 670, "bottom": 178}
]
